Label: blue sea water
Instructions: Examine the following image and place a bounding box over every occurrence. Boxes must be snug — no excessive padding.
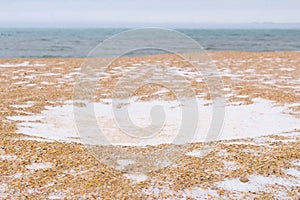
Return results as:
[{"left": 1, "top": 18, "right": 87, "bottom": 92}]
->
[{"left": 0, "top": 28, "right": 300, "bottom": 58}]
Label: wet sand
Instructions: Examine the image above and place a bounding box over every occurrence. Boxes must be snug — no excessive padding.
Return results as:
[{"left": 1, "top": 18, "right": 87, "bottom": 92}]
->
[{"left": 0, "top": 52, "right": 300, "bottom": 199}]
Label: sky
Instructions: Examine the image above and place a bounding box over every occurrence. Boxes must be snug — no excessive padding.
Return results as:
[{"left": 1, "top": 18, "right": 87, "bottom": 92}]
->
[{"left": 0, "top": 0, "right": 299, "bottom": 27}]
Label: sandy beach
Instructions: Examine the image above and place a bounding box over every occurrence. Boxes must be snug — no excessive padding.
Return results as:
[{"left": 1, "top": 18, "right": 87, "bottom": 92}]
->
[{"left": 1, "top": 51, "right": 300, "bottom": 199}]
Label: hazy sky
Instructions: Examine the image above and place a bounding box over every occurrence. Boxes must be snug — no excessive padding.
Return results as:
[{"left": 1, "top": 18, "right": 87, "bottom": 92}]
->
[{"left": 0, "top": 0, "right": 299, "bottom": 27}]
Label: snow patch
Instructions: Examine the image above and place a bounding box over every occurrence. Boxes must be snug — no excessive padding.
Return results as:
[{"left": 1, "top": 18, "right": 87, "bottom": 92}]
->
[
  {"left": 0, "top": 154, "right": 17, "bottom": 160},
  {"left": 217, "top": 174, "right": 300, "bottom": 193},
  {"left": 8, "top": 98, "right": 300, "bottom": 146},
  {"left": 0, "top": 62, "right": 46, "bottom": 67},
  {"left": 124, "top": 174, "right": 148, "bottom": 183},
  {"left": 117, "top": 159, "right": 135, "bottom": 170},
  {"left": 26, "top": 162, "right": 52, "bottom": 170},
  {"left": 285, "top": 168, "right": 300, "bottom": 178}
]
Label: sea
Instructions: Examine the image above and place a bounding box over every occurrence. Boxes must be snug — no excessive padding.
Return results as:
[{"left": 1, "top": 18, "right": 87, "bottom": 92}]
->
[{"left": 0, "top": 28, "right": 300, "bottom": 58}]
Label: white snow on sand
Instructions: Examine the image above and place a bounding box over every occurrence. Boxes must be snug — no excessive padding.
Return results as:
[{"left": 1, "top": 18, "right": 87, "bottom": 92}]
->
[
  {"left": 7, "top": 98, "right": 300, "bottom": 145},
  {"left": 0, "top": 154, "right": 17, "bottom": 161},
  {"left": 280, "top": 67, "right": 295, "bottom": 71},
  {"left": 217, "top": 174, "right": 300, "bottom": 193},
  {"left": 143, "top": 186, "right": 219, "bottom": 199},
  {"left": 9, "top": 101, "right": 35, "bottom": 109},
  {"left": 0, "top": 61, "right": 46, "bottom": 68},
  {"left": 186, "top": 149, "right": 211, "bottom": 157},
  {"left": 181, "top": 188, "right": 219, "bottom": 199},
  {"left": 48, "top": 191, "right": 67, "bottom": 200},
  {"left": 223, "top": 160, "right": 240, "bottom": 171},
  {"left": 0, "top": 184, "right": 9, "bottom": 198},
  {"left": 26, "top": 162, "right": 52, "bottom": 170},
  {"left": 117, "top": 159, "right": 135, "bottom": 170},
  {"left": 7, "top": 115, "right": 44, "bottom": 121},
  {"left": 285, "top": 168, "right": 300, "bottom": 178},
  {"left": 291, "top": 160, "right": 300, "bottom": 167},
  {"left": 124, "top": 174, "right": 148, "bottom": 183}
]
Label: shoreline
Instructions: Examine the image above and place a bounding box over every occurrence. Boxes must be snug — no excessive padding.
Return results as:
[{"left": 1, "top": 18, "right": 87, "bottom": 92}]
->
[{"left": 0, "top": 50, "right": 300, "bottom": 59}]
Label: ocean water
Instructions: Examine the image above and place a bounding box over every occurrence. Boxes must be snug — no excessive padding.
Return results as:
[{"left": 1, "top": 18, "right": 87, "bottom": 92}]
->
[{"left": 0, "top": 28, "right": 300, "bottom": 58}]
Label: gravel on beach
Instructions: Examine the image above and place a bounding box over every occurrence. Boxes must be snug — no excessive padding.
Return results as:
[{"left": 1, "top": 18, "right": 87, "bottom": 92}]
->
[{"left": 0, "top": 52, "right": 300, "bottom": 199}]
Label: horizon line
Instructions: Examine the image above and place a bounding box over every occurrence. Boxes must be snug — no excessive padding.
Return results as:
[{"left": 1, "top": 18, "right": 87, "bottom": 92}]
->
[{"left": 1, "top": 22, "right": 300, "bottom": 29}]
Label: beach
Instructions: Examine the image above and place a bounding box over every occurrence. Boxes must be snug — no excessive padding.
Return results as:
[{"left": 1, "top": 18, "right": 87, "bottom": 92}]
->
[{"left": 0, "top": 51, "right": 300, "bottom": 199}]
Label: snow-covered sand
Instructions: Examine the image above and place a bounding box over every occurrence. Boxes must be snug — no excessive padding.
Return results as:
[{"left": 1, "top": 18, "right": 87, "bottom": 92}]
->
[{"left": 8, "top": 98, "right": 300, "bottom": 146}]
